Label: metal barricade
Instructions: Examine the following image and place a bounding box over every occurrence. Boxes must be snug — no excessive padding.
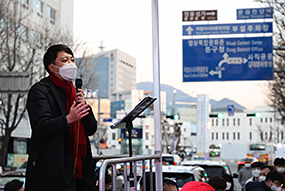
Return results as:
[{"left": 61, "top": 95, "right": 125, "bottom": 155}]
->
[{"left": 98, "top": 154, "right": 160, "bottom": 191}]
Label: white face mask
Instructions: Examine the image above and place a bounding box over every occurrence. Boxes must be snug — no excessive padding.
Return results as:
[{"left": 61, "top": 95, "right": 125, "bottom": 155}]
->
[
  {"left": 252, "top": 169, "right": 261, "bottom": 177},
  {"left": 245, "top": 163, "right": 251, "bottom": 168},
  {"left": 271, "top": 184, "right": 281, "bottom": 191},
  {"left": 54, "top": 62, "right": 77, "bottom": 81},
  {"left": 259, "top": 175, "right": 266, "bottom": 182},
  {"left": 276, "top": 167, "right": 285, "bottom": 174},
  {"left": 226, "top": 182, "right": 232, "bottom": 190}
]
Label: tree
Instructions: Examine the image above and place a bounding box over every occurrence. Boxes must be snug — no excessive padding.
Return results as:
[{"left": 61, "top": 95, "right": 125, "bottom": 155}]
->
[
  {"left": 266, "top": 1, "right": 285, "bottom": 118},
  {"left": 0, "top": 0, "right": 75, "bottom": 167}
]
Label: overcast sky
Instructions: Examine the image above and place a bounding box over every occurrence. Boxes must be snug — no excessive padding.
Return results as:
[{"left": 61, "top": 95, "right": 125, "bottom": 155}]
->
[{"left": 73, "top": 0, "right": 272, "bottom": 110}]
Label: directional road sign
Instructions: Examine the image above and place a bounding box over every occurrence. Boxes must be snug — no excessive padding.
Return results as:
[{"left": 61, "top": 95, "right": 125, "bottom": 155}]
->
[
  {"left": 237, "top": 7, "right": 273, "bottom": 20},
  {"left": 183, "top": 36, "right": 273, "bottom": 82},
  {"left": 183, "top": 10, "right": 217, "bottom": 21},
  {"left": 183, "top": 22, "right": 272, "bottom": 36},
  {"left": 121, "top": 128, "right": 142, "bottom": 139},
  {"left": 227, "top": 105, "right": 235, "bottom": 116}
]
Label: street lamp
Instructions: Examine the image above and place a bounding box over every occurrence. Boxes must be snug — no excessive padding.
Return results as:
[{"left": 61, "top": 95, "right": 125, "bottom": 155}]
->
[{"left": 172, "top": 90, "right": 177, "bottom": 116}]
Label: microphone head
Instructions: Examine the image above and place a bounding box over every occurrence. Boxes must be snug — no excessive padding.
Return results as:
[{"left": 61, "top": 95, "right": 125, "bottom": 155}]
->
[{"left": 75, "top": 78, "right": 82, "bottom": 89}]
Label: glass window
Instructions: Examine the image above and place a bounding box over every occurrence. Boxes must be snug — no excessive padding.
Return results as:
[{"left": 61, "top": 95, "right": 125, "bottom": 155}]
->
[
  {"left": 260, "top": 118, "right": 263, "bottom": 123},
  {"left": 238, "top": 132, "right": 240, "bottom": 140},
  {"left": 227, "top": 119, "right": 229, "bottom": 126},
  {"left": 222, "top": 119, "right": 225, "bottom": 126},
  {"left": 265, "top": 118, "right": 267, "bottom": 123},
  {"left": 19, "top": 0, "right": 29, "bottom": 9},
  {"left": 33, "top": 0, "right": 43, "bottom": 17},
  {"left": 237, "top": 118, "right": 240, "bottom": 126},
  {"left": 270, "top": 118, "right": 272, "bottom": 123},
  {"left": 233, "top": 132, "right": 236, "bottom": 140},
  {"left": 227, "top": 132, "right": 229, "bottom": 140},
  {"left": 17, "top": 25, "right": 28, "bottom": 40},
  {"left": 16, "top": 140, "right": 27, "bottom": 154},
  {"left": 212, "top": 119, "right": 214, "bottom": 126},
  {"left": 47, "top": 5, "right": 56, "bottom": 23},
  {"left": 216, "top": 119, "right": 218, "bottom": 126},
  {"left": 112, "top": 133, "right": 115, "bottom": 140},
  {"left": 233, "top": 118, "right": 235, "bottom": 126},
  {"left": 222, "top": 132, "right": 225, "bottom": 140},
  {"left": 249, "top": 132, "right": 252, "bottom": 140},
  {"left": 212, "top": 132, "right": 214, "bottom": 140},
  {"left": 31, "top": 30, "right": 42, "bottom": 47},
  {"left": 249, "top": 118, "right": 252, "bottom": 126},
  {"left": 216, "top": 132, "right": 218, "bottom": 140},
  {"left": 146, "top": 133, "right": 149, "bottom": 140}
]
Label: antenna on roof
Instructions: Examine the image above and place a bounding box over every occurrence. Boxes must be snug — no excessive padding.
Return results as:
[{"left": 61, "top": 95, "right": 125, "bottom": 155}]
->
[{"left": 98, "top": 41, "right": 105, "bottom": 52}]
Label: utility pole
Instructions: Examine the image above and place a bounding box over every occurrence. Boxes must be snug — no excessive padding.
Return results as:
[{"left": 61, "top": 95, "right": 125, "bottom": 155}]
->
[{"left": 97, "top": 89, "right": 101, "bottom": 155}]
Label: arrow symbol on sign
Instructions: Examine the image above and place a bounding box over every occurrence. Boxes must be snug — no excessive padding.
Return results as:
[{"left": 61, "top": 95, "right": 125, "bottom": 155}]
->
[
  {"left": 206, "top": 11, "right": 216, "bottom": 16},
  {"left": 186, "top": 26, "right": 194, "bottom": 35},
  {"left": 243, "top": 57, "right": 248, "bottom": 64},
  {"left": 209, "top": 70, "right": 222, "bottom": 78}
]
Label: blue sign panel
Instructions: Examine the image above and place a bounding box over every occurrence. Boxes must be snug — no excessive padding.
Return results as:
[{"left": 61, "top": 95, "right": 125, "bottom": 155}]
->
[
  {"left": 183, "top": 36, "right": 273, "bottom": 82},
  {"left": 121, "top": 128, "right": 142, "bottom": 139},
  {"left": 103, "top": 118, "right": 112, "bottom": 122},
  {"left": 227, "top": 105, "right": 235, "bottom": 116},
  {"left": 183, "top": 22, "right": 272, "bottom": 36},
  {"left": 237, "top": 7, "right": 273, "bottom": 20}
]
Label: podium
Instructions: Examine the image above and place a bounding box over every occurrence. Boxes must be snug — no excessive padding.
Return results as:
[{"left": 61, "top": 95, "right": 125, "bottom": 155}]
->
[{"left": 110, "top": 96, "right": 156, "bottom": 189}]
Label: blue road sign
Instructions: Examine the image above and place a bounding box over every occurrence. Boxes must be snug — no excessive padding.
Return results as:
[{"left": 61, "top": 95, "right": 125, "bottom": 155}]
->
[
  {"left": 237, "top": 7, "right": 273, "bottom": 20},
  {"left": 121, "top": 128, "right": 142, "bottom": 139},
  {"left": 103, "top": 118, "right": 112, "bottom": 122},
  {"left": 183, "top": 36, "right": 273, "bottom": 82},
  {"left": 183, "top": 22, "right": 272, "bottom": 36},
  {"left": 227, "top": 105, "right": 235, "bottom": 116}
]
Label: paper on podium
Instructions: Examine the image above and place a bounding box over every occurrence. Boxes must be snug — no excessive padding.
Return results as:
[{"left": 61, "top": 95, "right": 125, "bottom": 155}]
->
[{"left": 110, "top": 96, "right": 157, "bottom": 129}]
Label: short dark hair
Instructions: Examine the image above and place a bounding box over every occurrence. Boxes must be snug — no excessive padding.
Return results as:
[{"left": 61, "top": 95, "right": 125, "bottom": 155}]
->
[
  {"left": 4, "top": 179, "right": 24, "bottom": 191},
  {"left": 252, "top": 162, "right": 264, "bottom": 168},
  {"left": 208, "top": 175, "right": 226, "bottom": 191},
  {"left": 163, "top": 179, "right": 178, "bottom": 190},
  {"left": 266, "top": 170, "right": 284, "bottom": 184},
  {"left": 261, "top": 165, "right": 274, "bottom": 171},
  {"left": 43, "top": 44, "right": 74, "bottom": 73}
]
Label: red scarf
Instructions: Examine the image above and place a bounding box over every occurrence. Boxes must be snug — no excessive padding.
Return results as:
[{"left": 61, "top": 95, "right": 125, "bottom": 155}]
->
[{"left": 49, "top": 73, "right": 86, "bottom": 179}]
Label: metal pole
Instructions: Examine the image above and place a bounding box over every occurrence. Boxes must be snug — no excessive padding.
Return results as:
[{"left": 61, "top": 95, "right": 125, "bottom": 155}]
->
[
  {"left": 152, "top": 0, "right": 163, "bottom": 191},
  {"left": 97, "top": 90, "right": 101, "bottom": 155},
  {"left": 172, "top": 90, "right": 176, "bottom": 115}
]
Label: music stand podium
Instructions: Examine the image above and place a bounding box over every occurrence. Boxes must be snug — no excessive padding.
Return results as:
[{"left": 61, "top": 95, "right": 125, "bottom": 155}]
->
[{"left": 110, "top": 96, "right": 156, "bottom": 190}]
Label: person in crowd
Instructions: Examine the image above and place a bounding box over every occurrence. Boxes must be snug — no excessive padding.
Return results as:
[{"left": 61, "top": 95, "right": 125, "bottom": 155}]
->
[
  {"left": 259, "top": 166, "right": 274, "bottom": 182},
  {"left": 246, "top": 170, "right": 284, "bottom": 191},
  {"left": 4, "top": 179, "right": 24, "bottom": 191},
  {"left": 245, "top": 162, "right": 265, "bottom": 185},
  {"left": 180, "top": 181, "right": 215, "bottom": 191},
  {"left": 273, "top": 157, "right": 285, "bottom": 187},
  {"left": 208, "top": 175, "right": 226, "bottom": 191},
  {"left": 105, "top": 173, "right": 112, "bottom": 191},
  {"left": 239, "top": 161, "right": 253, "bottom": 191},
  {"left": 25, "top": 44, "right": 97, "bottom": 191},
  {"left": 222, "top": 174, "right": 234, "bottom": 191},
  {"left": 163, "top": 179, "right": 179, "bottom": 191}
]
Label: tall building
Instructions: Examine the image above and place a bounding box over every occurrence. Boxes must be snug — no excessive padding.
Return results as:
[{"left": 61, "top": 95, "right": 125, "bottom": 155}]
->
[{"left": 86, "top": 49, "right": 137, "bottom": 100}]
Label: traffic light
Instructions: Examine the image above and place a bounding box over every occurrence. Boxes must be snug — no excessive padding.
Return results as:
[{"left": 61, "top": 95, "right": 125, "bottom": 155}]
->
[
  {"left": 166, "top": 114, "right": 180, "bottom": 120},
  {"left": 246, "top": 112, "right": 261, "bottom": 118},
  {"left": 209, "top": 112, "right": 224, "bottom": 118},
  {"left": 118, "top": 137, "right": 122, "bottom": 144}
]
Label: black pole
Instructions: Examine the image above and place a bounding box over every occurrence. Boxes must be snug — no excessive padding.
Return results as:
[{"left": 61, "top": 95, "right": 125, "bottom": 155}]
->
[{"left": 126, "top": 119, "right": 134, "bottom": 189}]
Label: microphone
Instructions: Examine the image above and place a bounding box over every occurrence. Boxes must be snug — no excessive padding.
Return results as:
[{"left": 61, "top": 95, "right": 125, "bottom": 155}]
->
[{"left": 75, "top": 78, "right": 82, "bottom": 93}]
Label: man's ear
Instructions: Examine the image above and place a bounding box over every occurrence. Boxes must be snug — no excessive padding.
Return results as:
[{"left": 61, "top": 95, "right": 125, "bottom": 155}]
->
[{"left": 48, "top": 64, "right": 54, "bottom": 73}]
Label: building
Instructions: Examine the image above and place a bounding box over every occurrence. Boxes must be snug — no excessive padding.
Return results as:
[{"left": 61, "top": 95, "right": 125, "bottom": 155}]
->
[
  {"left": 208, "top": 105, "right": 283, "bottom": 147},
  {"left": 78, "top": 49, "right": 137, "bottom": 100}
]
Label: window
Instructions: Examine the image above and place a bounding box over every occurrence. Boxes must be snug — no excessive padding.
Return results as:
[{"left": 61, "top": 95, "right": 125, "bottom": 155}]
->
[
  {"left": 216, "top": 119, "right": 218, "bottom": 126},
  {"left": 238, "top": 132, "right": 240, "bottom": 140},
  {"left": 212, "top": 132, "right": 214, "bottom": 140},
  {"left": 270, "top": 118, "right": 272, "bottom": 123},
  {"left": 216, "top": 132, "right": 218, "bottom": 140},
  {"left": 222, "top": 132, "right": 225, "bottom": 140},
  {"left": 47, "top": 5, "right": 56, "bottom": 24},
  {"left": 112, "top": 133, "right": 115, "bottom": 140},
  {"left": 265, "top": 132, "right": 267, "bottom": 139},
  {"left": 250, "top": 132, "right": 252, "bottom": 140},
  {"left": 146, "top": 133, "right": 149, "bottom": 140},
  {"left": 227, "top": 132, "right": 229, "bottom": 140},
  {"left": 19, "top": 0, "right": 29, "bottom": 9},
  {"left": 233, "top": 132, "right": 236, "bottom": 140},
  {"left": 282, "top": 132, "right": 284, "bottom": 141},
  {"left": 222, "top": 119, "right": 225, "bottom": 126},
  {"left": 265, "top": 118, "right": 267, "bottom": 123},
  {"left": 227, "top": 119, "right": 229, "bottom": 126},
  {"left": 249, "top": 118, "right": 252, "bottom": 126},
  {"left": 17, "top": 25, "right": 28, "bottom": 40},
  {"left": 145, "top": 145, "right": 149, "bottom": 149},
  {"left": 233, "top": 118, "right": 236, "bottom": 126},
  {"left": 212, "top": 119, "right": 214, "bottom": 126},
  {"left": 16, "top": 140, "right": 27, "bottom": 154},
  {"left": 237, "top": 118, "right": 240, "bottom": 126},
  {"left": 33, "top": 0, "right": 43, "bottom": 17},
  {"left": 260, "top": 118, "right": 263, "bottom": 123}
]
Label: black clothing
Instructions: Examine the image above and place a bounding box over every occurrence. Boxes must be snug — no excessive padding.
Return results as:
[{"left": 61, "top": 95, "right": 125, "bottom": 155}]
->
[
  {"left": 246, "top": 181, "right": 271, "bottom": 191},
  {"left": 25, "top": 77, "right": 97, "bottom": 191}
]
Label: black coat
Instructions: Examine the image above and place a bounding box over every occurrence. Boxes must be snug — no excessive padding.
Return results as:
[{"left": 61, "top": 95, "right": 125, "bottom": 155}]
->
[
  {"left": 25, "top": 77, "right": 97, "bottom": 191},
  {"left": 245, "top": 181, "right": 271, "bottom": 191}
]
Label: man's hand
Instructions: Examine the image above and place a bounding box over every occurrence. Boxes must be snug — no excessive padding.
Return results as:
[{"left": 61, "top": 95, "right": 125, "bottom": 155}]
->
[{"left": 66, "top": 101, "right": 90, "bottom": 124}]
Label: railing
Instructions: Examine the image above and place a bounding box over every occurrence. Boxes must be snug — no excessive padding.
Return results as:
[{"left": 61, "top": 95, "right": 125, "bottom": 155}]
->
[{"left": 98, "top": 154, "right": 161, "bottom": 191}]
